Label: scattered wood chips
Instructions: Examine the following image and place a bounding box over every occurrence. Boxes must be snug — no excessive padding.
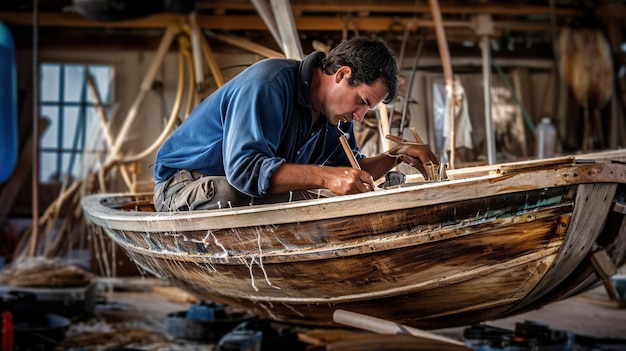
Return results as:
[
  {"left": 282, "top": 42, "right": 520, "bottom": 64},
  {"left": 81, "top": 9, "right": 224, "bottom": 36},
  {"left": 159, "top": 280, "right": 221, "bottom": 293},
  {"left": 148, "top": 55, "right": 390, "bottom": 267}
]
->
[{"left": 0, "top": 256, "right": 95, "bottom": 287}]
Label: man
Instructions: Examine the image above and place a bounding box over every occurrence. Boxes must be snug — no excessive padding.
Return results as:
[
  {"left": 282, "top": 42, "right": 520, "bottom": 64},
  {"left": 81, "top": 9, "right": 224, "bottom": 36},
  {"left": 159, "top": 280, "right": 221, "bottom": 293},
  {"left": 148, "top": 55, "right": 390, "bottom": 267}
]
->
[{"left": 153, "top": 37, "right": 438, "bottom": 211}]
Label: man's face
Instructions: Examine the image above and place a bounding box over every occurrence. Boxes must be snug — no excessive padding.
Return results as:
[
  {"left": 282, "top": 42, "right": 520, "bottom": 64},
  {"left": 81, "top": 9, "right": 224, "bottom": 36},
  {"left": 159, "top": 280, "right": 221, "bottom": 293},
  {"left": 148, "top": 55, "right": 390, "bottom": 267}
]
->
[{"left": 324, "top": 67, "right": 388, "bottom": 126}]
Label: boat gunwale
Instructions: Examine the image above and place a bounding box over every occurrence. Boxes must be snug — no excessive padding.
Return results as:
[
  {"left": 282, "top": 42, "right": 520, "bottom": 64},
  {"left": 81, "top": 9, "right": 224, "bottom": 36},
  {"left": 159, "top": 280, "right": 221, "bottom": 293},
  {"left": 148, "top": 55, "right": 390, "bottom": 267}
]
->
[{"left": 82, "top": 160, "right": 626, "bottom": 232}]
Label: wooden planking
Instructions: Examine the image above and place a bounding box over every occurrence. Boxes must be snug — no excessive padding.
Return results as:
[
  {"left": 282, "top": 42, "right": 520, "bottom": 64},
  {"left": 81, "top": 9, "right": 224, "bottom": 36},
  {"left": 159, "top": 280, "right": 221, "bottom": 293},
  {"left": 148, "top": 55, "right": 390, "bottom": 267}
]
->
[
  {"left": 93, "top": 188, "right": 574, "bottom": 329},
  {"left": 95, "top": 186, "right": 574, "bottom": 259},
  {"left": 123, "top": 248, "right": 563, "bottom": 329},
  {"left": 509, "top": 183, "right": 617, "bottom": 312}
]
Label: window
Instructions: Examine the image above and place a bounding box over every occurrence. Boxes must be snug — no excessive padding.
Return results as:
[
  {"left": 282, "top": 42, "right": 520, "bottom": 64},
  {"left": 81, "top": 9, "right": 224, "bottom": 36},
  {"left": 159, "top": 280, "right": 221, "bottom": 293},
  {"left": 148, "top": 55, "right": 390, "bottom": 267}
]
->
[{"left": 39, "top": 63, "right": 113, "bottom": 183}]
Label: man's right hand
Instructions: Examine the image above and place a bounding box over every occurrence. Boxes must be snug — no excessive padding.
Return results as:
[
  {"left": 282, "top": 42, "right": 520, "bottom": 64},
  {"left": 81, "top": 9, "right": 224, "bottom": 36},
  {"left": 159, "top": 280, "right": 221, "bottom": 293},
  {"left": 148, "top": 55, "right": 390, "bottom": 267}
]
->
[
  {"left": 268, "top": 164, "right": 375, "bottom": 196},
  {"left": 322, "top": 167, "right": 375, "bottom": 195}
]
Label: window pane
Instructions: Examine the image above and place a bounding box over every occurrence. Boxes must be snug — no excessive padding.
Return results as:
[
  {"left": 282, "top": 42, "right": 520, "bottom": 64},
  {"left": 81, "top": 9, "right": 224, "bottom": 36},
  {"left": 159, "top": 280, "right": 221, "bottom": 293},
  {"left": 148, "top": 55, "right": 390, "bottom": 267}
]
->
[
  {"left": 60, "top": 152, "right": 78, "bottom": 180},
  {"left": 70, "top": 152, "right": 85, "bottom": 179},
  {"left": 85, "top": 106, "right": 105, "bottom": 150},
  {"left": 40, "top": 106, "right": 59, "bottom": 149},
  {"left": 62, "top": 106, "right": 82, "bottom": 150},
  {"left": 88, "top": 65, "right": 112, "bottom": 104},
  {"left": 39, "top": 152, "right": 57, "bottom": 182},
  {"left": 63, "top": 65, "right": 86, "bottom": 102},
  {"left": 40, "top": 64, "right": 59, "bottom": 102}
]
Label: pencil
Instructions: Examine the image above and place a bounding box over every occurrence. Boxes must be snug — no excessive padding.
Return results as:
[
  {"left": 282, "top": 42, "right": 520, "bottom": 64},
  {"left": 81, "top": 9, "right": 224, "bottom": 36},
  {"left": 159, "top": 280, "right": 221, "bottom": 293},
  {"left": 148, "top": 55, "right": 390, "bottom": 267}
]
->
[{"left": 339, "top": 134, "right": 361, "bottom": 170}]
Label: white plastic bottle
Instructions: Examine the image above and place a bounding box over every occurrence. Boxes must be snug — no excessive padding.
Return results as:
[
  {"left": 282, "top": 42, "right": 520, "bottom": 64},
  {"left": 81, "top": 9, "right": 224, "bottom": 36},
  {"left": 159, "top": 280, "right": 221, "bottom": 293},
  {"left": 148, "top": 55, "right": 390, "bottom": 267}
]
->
[{"left": 535, "top": 117, "right": 556, "bottom": 159}]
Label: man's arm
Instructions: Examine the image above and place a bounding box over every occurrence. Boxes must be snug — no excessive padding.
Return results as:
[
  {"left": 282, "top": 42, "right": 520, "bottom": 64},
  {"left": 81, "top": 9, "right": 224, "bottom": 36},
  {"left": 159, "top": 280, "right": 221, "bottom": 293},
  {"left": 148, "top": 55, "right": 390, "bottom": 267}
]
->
[
  {"left": 268, "top": 163, "right": 375, "bottom": 195},
  {"left": 268, "top": 144, "right": 438, "bottom": 195}
]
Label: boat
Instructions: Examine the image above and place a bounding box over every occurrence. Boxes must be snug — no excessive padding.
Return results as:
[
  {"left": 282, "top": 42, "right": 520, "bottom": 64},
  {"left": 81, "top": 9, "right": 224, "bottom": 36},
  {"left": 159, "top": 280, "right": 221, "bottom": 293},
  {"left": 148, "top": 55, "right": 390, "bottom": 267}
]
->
[{"left": 81, "top": 149, "right": 626, "bottom": 330}]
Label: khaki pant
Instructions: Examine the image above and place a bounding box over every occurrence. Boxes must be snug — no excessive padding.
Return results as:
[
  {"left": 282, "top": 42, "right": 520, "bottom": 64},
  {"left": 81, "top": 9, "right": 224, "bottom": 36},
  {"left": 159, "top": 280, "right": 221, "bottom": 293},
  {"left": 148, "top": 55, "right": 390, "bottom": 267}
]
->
[{"left": 153, "top": 170, "right": 314, "bottom": 212}]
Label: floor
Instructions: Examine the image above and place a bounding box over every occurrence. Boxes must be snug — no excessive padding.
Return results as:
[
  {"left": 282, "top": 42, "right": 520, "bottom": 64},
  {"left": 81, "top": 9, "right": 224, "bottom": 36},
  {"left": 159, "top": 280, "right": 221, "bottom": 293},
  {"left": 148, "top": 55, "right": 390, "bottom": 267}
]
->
[{"left": 44, "top": 277, "right": 626, "bottom": 351}]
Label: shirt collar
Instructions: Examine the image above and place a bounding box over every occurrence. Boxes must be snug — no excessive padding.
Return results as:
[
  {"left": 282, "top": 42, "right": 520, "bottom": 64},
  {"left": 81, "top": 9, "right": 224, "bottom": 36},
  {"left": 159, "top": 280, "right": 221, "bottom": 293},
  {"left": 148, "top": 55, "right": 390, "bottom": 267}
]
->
[{"left": 297, "top": 51, "right": 325, "bottom": 108}]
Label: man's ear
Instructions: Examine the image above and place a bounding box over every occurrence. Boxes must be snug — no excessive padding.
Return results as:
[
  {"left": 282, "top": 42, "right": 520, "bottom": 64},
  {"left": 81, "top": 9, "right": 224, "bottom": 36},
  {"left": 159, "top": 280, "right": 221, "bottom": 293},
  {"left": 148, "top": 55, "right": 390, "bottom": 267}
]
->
[{"left": 335, "top": 66, "right": 352, "bottom": 83}]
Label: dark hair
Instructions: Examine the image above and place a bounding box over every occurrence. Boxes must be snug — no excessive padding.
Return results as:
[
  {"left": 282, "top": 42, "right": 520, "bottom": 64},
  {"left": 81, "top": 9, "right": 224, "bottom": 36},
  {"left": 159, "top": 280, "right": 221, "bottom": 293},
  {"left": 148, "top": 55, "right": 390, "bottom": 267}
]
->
[{"left": 321, "top": 37, "right": 398, "bottom": 104}]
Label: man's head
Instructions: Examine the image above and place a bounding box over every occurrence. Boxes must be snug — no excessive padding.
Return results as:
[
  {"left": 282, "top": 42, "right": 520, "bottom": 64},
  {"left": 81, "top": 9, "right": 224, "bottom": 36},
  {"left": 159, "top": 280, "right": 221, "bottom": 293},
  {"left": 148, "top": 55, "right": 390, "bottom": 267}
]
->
[{"left": 321, "top": 37, "right": 398, "bottom": 104}]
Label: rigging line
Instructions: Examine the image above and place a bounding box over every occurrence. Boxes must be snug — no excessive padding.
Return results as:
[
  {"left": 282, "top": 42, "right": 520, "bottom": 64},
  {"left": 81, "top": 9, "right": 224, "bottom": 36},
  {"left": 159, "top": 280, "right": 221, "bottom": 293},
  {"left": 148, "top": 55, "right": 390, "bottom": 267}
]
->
[
  {"left": 399, "top": 27, "right": 428, "bottom": 136},
  {"left": 387, "top": 19, "right": 414, "bottom": 134}
]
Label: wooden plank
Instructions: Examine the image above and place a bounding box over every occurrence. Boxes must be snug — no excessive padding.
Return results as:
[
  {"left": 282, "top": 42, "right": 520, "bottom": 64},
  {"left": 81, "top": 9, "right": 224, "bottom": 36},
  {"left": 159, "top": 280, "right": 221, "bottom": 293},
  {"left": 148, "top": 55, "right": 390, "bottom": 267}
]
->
[{"left": 493, "top": 156, "right": 574, "bottom": 174}]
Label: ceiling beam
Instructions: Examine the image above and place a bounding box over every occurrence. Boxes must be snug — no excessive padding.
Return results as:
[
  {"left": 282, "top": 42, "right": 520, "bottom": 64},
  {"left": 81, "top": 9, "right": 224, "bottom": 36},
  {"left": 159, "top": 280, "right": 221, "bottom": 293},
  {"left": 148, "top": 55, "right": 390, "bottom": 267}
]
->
[
  {"left": 197, "top": 1, "right": 584, "bottom": 17},
  {"left": 0, "top": 11, "right": 558, "bottom": 35}
]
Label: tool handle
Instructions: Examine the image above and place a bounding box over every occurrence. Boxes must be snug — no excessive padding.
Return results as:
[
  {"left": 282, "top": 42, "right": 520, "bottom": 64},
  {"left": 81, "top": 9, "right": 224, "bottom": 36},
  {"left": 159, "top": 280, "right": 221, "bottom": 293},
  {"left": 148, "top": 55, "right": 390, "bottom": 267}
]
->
[{"left": 333, "top": 309, "right": 467, "bottom": 348}]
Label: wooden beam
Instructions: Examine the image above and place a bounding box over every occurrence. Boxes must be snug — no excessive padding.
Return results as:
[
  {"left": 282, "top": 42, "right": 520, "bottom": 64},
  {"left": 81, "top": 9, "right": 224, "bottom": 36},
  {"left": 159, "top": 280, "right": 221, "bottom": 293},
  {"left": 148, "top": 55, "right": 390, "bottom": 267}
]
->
[
  {"left": 0, "top": 11, "right": 582, "bottom": 33},
  {"left": 205, "top": 31, "right": 285, "bottom": 58},
  {"left": 197, "top": 1, "right": 584, "bottom": 17},
  {"left": 429, "top": 0, "right": 456, "bottom": 168}
]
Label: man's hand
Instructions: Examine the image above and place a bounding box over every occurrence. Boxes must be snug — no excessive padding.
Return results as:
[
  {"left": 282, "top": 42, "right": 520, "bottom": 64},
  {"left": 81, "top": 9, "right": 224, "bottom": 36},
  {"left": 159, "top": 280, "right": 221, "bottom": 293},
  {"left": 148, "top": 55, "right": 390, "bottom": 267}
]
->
[
  {"left": 322, "top": 167, "right": 376, "bottom": 195},
  {"left": 268, "top": 164, "right": 375, "bottom": 196},
  {"left": 387, "top": 142, "right": 439, "bottom": 178}
]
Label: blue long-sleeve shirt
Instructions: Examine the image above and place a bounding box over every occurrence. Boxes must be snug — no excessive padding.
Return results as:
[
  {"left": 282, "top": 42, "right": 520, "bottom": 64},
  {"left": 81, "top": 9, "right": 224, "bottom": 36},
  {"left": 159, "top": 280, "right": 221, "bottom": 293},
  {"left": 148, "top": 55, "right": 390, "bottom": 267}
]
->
[{"left": 154, "top": 52, "right": 365, "bottom": 197}]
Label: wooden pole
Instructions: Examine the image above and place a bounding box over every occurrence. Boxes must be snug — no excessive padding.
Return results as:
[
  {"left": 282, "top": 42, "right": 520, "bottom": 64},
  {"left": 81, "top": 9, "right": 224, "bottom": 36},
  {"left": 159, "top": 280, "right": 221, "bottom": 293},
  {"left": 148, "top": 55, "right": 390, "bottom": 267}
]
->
[
  {"left": 29, "top": 0, "right": 40, "bottom": 257},
  {"left": 189, "top": 12, "right": 205, "bottom": 99},
  {"left": 475, "top": 14, "right": 496, "bottom": 165},
  {"left": 481, "top": 36, "right": 496, "bottom": 164},
  {"left": 199, "top": 30, "right": 225, "bottom": 87},
  {"left": 377, "top": 105, "right": 392, "bottom": 152},
  {"left": 428, "top": 0, "right": 456, "bottom": 168}
]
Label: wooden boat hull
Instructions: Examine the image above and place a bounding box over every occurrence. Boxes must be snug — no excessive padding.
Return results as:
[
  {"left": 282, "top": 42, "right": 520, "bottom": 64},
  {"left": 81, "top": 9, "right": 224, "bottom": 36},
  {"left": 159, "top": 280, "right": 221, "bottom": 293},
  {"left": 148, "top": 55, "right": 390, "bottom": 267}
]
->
[{"left": 82, "top": 153, "right": 626, "bottom": 329}]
